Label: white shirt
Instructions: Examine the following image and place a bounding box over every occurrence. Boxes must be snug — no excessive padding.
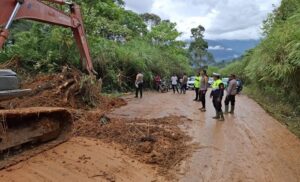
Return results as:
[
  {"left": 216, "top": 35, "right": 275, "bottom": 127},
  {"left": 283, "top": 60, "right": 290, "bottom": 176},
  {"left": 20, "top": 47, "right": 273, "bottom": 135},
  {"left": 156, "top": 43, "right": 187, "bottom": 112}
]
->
[{"left": 171, "top": 76, "right": 178, "bottom": 85}]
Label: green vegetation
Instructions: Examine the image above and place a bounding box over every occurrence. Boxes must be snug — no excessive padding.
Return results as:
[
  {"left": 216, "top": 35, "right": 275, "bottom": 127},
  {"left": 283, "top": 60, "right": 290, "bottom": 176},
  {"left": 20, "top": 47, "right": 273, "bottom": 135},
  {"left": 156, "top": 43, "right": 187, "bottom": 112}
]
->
[
  {"left": 220, "top": 0, "right": 300, "bottom": 137},
  {"left": 0, "top": 0, "right": 213, "bottom": 92},
  {"left": 189, "top": 25, "right": 215, "bottom": 67}
]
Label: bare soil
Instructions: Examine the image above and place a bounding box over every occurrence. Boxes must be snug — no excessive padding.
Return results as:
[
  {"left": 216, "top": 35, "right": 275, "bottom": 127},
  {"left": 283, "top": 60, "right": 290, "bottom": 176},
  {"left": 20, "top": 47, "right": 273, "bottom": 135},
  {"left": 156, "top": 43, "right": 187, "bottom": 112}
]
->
[
  {"left": 0, "top": 65, "right": 126, "bottom": 110},
  {"left": 0, "top": 62, "right": 299, "bottom": 181},
  {"left": 73, "top": 114, "right": 196, "bottom": 177},
  {"left": 110, "top": 92, "right": 300, "bottom": 182},
  {"left": 0, "top": 137, "right": 160, "bottom": 182},
  {"left": 0, "top": 64, "right": 195, "bottom": 181}
]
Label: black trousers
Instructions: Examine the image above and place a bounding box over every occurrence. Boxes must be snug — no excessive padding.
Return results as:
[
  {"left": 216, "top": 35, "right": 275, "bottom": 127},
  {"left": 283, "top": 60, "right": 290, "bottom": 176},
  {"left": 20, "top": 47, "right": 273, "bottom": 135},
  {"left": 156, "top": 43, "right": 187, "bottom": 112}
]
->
[
  {"left": 225, "top": 95, "right": 236, "bottom": 106},
  {"left": 199, "top": 90, "right": 207, "bottom": 108},
  {"left": 194, "top": 88, "right": 199, "bottom": 100},
  {"left": 181, "top": 84, "right": 187, "bottom": 94},
  {"left": 155, "top": 82, "right": 160, "bottom": 92},
  {"left": 213, "top": 97, "right": 223, "bottom": 112},
  {"left": 172, "top": 84, "right": 179, "bottom": 93},
  {"left": 135, "top": 83, "right": 143, "bottom": 98}
]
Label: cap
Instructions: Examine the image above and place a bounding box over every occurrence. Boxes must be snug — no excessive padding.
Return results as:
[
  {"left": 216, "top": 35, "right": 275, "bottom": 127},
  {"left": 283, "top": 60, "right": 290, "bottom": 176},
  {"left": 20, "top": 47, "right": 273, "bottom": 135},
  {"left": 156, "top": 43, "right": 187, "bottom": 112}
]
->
[{"left": 212, "top": 72, "right": 221, "bottom": 77}]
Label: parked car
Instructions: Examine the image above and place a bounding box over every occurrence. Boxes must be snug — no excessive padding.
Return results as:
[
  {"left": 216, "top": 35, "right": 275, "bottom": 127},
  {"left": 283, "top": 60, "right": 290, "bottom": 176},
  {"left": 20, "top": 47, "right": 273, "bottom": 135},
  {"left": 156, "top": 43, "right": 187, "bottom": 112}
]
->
[
  {"left": 208, "top": 77, "right": 214, "bottom": 86},
  {"left": 237, "top": 79, "right": 243, "bottom": 93},
  {"left": 222, "top": 77, "right": 229, "bottom": 88},
  {"left": 187, "top": 76, "right": 196, "bottom": 89}
]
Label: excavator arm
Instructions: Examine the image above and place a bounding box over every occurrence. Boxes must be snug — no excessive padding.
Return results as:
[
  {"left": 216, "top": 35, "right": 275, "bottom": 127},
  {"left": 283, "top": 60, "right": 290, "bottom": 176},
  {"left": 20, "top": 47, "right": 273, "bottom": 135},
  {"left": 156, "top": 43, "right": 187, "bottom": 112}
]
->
[{"left": 0, "top": 0, "right": 96, "bottom": 74}]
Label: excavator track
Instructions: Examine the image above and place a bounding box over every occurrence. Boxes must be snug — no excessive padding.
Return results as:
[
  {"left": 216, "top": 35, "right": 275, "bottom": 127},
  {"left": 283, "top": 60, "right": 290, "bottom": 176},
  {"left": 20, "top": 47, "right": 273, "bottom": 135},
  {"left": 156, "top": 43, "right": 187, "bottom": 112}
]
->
[{"left": 0, "top": 107, "right": 73, "bottom": 169}]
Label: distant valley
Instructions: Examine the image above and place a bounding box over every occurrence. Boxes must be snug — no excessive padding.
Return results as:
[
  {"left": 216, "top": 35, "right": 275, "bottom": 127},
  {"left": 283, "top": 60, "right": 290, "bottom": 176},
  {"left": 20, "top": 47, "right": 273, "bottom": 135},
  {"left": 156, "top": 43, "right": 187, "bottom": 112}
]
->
[{"left": 206, "top": 39, "right": 260, "bottom": 62}]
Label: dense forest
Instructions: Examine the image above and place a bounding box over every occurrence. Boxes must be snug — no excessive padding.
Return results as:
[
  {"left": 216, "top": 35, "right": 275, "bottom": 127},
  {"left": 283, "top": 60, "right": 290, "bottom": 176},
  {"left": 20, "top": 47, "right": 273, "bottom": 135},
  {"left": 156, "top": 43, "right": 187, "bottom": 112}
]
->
[
  {"left": 0, "top": 0, "right": 211, "bottom": 92},
  {"left": 221, "top": 0, "right": 300, "bottom": 135}
]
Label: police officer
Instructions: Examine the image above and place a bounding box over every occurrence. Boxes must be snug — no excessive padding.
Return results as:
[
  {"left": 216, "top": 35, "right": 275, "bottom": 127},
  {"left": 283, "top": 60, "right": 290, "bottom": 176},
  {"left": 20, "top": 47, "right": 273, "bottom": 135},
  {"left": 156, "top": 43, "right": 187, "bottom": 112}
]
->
[
  {"left": 194, "top": 72, "right": 201, "bottom": 101},
  {"left": 210, "top": 73, "right": 225, "bottom": 121}
]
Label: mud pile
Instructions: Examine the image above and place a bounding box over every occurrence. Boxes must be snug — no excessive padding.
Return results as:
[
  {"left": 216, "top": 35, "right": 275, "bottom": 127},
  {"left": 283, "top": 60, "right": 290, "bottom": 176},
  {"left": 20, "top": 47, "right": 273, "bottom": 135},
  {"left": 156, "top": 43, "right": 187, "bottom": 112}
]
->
[
  {"left": 73, "top": 114, "right": 194, "bottom": 175},
  {"left": 0, "top": 63, "right": 126, "bottom": 110},
  {"left": 1, "top": 60, "right": 194, "bottom": 178}
]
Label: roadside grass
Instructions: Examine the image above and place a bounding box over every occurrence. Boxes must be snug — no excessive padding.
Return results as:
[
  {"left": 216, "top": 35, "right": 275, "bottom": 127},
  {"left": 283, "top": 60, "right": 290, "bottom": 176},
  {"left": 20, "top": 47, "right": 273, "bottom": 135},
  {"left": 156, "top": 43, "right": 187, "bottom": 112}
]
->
[
  {"left": 102, "top": 92, "right": 126, "bottom": 98},
  {"left": 244, "top": 87, "right": 300, "bottom": 139}
]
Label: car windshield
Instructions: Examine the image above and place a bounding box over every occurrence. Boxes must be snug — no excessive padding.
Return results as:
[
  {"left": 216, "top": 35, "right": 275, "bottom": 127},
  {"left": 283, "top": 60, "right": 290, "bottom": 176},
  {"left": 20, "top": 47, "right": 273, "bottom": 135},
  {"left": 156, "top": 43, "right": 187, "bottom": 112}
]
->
[
  {"left": 222, "top": 78, "right": 229, "bottom": 82},
  {"left": 189, "top": 77, "right": 195, "bottom": 81}
]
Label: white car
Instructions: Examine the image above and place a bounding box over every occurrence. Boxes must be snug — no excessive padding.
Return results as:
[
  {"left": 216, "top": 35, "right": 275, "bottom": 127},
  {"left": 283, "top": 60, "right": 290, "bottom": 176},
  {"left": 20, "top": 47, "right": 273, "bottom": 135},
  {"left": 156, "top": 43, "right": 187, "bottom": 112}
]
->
[
  {"left": 187, "top": 76, "right": 196, "bottom": 89},
  {"left": 208, "top": 77, "right": 214, "bottom": 86}
]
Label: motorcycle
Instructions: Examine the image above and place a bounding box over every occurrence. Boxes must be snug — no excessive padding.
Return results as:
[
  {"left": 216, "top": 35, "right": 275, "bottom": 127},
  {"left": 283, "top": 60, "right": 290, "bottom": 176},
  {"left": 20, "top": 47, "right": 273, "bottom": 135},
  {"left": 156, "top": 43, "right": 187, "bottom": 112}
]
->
[{"left": 159, "top": 80, "right": 169, "bottom": 93}]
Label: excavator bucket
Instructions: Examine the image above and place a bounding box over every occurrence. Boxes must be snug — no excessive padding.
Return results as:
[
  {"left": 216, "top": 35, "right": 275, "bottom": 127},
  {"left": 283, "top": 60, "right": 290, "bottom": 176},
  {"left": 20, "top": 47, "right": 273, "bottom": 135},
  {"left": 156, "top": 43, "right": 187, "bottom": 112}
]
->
[{"left": 0, "top": 107, "right": 72, "bottom": 169}]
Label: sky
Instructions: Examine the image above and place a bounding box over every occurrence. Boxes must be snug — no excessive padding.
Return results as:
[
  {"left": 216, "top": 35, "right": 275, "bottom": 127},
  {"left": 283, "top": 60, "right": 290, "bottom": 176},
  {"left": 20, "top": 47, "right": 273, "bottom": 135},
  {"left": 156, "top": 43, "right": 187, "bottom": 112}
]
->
[{"left": 124, "top": 0, "right": 281, "bottom": 40}]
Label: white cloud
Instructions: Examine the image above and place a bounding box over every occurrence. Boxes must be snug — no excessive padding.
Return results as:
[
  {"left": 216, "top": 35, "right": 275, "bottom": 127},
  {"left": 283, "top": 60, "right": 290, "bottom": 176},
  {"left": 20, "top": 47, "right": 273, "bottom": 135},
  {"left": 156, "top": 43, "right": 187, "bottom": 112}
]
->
[
  {"left": 208, "top": 46, "right": 233, "bottom": 51},
  {"left": 124, "top": 0, "right": 155, "bottom": 13},
  {"left": 124, "top": 0, "right": 281, "bottom": 40},
  {"left": 208, "top": 45, "right": 225, "bottom": 50}
]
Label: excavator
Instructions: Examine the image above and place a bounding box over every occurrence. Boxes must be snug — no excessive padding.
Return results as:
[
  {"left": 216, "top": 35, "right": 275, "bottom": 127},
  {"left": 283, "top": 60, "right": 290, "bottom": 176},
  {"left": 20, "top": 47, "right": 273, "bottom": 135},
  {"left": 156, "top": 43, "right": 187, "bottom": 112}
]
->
[{"left": 0, "top": 0, "right": 96, "bottom": 169}]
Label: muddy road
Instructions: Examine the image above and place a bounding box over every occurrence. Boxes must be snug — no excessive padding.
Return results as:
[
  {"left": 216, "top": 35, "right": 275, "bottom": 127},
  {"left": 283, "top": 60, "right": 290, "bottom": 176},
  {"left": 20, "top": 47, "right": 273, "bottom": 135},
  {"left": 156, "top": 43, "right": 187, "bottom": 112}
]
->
[
  {"left": 1, "top": 91, "right": 300, "bottom": 181},
  {"left": 110, "top": 91, "right": 300, "bottom": 182},
  {"left": 0, "top": 137, "right": 159, "bottom": 182}
]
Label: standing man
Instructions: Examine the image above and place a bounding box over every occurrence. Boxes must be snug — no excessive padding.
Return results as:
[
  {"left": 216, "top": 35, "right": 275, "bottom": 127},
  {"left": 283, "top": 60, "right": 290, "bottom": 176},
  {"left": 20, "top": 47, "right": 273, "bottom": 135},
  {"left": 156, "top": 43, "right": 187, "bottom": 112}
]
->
[
  {"left": 181, "top": 73, "right": 188, "bottom": 94},
  {"left": 135, "top": 72, "right": 144, "bottom": 98},
  {"left": 171, "top": 74, "right": 179, "bottom": 94},
  {"left": 194, "top": 72, "right": 201, "bottom": 101},
  {"left": 199, "top": 70, "right": 209, "bottom": 111},
  {"left": 154, "top": 74, "right": 161, "bottom": 92},
  {"left": 210, "top": 73, "right": 225, "bottom": 121},
  {"left": 225, "top": 74, "right": 238, "bottom": 114}
]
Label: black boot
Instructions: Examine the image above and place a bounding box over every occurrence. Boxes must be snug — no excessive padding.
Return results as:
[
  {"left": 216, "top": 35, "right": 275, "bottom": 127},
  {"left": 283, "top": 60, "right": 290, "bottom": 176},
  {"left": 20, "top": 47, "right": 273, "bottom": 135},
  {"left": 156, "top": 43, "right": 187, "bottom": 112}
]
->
[
  {"left": 230, "top": 105, "right": 235, "bottom": 114},
  {"left": 219, "top": 112, "right": 225, "bottom": 121},
  {"left": 213, "top": 112, "right": 220, "bottom": 119},
  {"left": 224, "top": 105, "right": 229, "bottom": 114}
]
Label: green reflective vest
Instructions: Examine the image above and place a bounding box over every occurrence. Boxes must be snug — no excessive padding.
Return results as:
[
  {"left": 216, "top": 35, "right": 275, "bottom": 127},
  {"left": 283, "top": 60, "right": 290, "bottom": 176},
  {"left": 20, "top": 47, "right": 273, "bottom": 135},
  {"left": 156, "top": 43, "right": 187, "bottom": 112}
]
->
[
  {"left": 212, "top": 79, "right": 222, "bottom": 90},
  {"left": 194, "top": 76, "right": 201, "bottom": 88}
]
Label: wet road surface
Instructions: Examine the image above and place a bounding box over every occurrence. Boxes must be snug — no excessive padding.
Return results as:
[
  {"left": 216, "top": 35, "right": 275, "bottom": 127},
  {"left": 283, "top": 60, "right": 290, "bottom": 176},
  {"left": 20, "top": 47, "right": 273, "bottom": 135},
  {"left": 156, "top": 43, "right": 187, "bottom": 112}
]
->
[
  {"left": 110, "top": 91, "right": 300, "bottom": 182},
  {"left": 1, "top": 91, "right": 300, "bottom": 182}
]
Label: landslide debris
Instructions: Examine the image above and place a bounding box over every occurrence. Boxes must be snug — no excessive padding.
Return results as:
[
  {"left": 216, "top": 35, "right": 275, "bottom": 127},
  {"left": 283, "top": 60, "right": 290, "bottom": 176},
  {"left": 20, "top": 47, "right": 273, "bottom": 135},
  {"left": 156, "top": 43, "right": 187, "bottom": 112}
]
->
[
  {"left": 0, "top": 61, "right": 126, "bottom": 110},
  {"left": 73, "top": 114, "right": 195, "bottom": 176},
  {"left": 0, "top": 59, "right": 195, "bottom": 179}
]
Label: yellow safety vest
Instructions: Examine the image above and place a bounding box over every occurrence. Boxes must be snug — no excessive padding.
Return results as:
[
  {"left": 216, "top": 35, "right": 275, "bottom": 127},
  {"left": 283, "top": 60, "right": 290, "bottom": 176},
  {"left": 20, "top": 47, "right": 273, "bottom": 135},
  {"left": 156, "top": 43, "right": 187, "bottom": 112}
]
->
[
  {"left": 212, "top": 79, "right": 222, "bottom": 90},
  {"left": 194, "top": 76, "right": 201, "bottom": 88}
]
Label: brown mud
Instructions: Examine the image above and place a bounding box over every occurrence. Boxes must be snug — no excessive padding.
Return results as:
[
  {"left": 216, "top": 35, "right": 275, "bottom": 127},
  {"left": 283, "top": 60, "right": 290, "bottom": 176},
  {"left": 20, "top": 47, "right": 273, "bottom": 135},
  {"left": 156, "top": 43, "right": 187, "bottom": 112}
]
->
[
  {"left": 110, "top": 92, "right": 300, "bottom": 182},
  {"left": 0, "top": 137, "right": 160, "bottom": 182},
  {"left": 0, "top": 63, "right": 126, "bottom": 110},
  {"left": 0, "top": 63, "right": 299, "bottom": 181},
  {"left": 73, "top": 115, "right": 196, "bottom": 178},
  {"left": 0, "top": 63, "right": 195, "bottom": 181}
]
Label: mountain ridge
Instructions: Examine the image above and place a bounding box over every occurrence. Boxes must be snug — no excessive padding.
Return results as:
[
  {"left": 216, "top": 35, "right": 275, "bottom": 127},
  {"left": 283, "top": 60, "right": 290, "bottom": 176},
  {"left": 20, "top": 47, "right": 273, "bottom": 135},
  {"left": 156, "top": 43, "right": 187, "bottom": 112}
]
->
[{"left": 206, "top": 39, "right": 260, "bottom": 62}]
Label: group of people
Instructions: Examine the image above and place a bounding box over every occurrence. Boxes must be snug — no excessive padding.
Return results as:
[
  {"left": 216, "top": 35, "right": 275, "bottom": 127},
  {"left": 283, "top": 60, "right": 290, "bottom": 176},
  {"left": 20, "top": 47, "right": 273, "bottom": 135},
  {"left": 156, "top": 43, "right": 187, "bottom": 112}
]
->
[
  {"left": 154, "top": 73, "right": 189, "bottom": 94},
  {"left": 170, "top": 73, "right": 188, "bottom": 94},
  {"left": 197, "top": 72, "right": 237, "bottom": 121},
  {"left": 135, "top": 71, "right": 238, "bottom": 121}
]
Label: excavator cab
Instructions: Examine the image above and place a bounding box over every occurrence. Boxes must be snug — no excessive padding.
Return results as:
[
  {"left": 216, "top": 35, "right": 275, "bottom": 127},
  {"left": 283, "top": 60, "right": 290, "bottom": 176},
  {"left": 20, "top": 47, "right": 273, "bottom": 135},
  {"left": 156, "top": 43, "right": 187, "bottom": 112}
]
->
[{"left": 0, "top": 69, "right": 31, "bottom": 101}]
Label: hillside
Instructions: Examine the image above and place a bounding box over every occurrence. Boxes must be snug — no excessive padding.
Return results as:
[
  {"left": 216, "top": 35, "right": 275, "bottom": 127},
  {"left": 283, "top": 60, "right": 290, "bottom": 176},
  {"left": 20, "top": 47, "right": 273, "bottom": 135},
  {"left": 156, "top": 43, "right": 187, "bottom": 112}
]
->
[{"left": 221, "top": 0, "right": 300, "bottom": 137}]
